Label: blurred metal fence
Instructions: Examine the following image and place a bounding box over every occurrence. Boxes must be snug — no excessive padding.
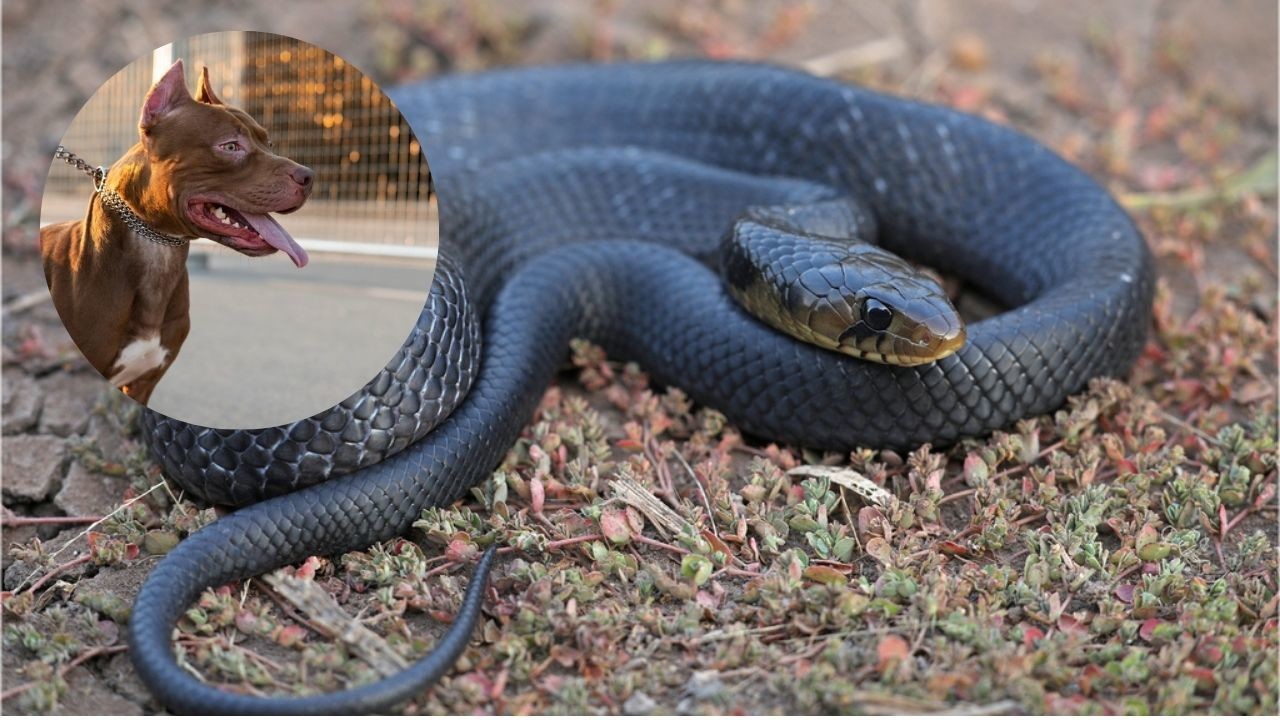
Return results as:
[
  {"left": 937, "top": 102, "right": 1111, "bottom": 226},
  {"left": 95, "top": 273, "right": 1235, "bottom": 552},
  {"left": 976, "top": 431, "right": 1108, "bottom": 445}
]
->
[{"left": 43, "top": 31, "right": 436, "bottom": 257}]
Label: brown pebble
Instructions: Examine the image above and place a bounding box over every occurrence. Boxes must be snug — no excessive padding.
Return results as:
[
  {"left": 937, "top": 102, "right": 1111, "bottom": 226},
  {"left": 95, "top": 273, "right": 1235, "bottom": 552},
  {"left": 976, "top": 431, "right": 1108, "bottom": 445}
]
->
[
  {"left": 950, "top": 32, "right": 990, "bottom": 72},
  {"left": 142, "top": 529, "right": 180, "bottom": 555}
]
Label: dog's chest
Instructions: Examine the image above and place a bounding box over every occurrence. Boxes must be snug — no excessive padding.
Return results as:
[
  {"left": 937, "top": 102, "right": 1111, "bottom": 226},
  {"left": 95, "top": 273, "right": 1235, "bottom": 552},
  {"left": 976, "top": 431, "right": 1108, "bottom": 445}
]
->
[
  {"left": 105, "top": 230, "right": 189, "bottom": 384},
  {"left": 130, "top": 231, "right": 187, "bottom": 284}
]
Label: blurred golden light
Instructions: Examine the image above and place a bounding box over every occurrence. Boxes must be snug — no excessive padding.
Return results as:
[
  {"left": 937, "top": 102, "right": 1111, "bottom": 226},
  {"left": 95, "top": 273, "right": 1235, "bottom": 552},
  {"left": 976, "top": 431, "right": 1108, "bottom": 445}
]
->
[
  {"left": 280, "top": 50, "right": 292, "bottom": 62},
  {"left": 389, "top": 126, "right": 400, "bottom": 139},
  {"left": 349, "top": 150, "right": 361, "bottom": 162}
]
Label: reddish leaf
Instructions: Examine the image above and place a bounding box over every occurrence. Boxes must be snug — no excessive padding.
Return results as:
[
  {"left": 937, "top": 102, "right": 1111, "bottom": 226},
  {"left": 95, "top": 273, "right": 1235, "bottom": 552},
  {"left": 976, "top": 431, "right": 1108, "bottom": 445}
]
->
[
  {"left": 695, "top": 588, "right": 723, "bottom": 610},
  {"left": 1022, "top": 626, "right": 1045, "bottom": 650},
  {"left": 295, "top": 556, "right": 322, "bottom": 581},
  {"left": 700, "top": 529, "right": 732, "bottom": 556},
  {"left": 235, "top": 610, "right": 259, "bottom": 634},
  {"left": 963, "top": 453, "right": 988, "bottom": 484},
  {"left": 275, "top": 624, "right": 307, "bottom": 648},
  {"left": 857, "top": 506, "right": 888, "bottom": 540},
  {"left": 599, "top": 509, "right": 632, "bottom": 545},
  {"left": 1057, "top": 614, "right": 1086, "bottom": 634},
  {"left": 1194, "top": 637, "right": 1223, "bottom": 664},
  {"left": 1134, "top": 523, "right": 1159, "bottom": 550},
  {"left": 529, "top": 474, "right": 545, "bottom": 514},
  {"left": 1114, "top": 584, "right": 1135, "bottom": 603},
  {"left": 787, "top": 484, "right": 806, "bottom": 503},
  {"left": 1252, "top": 481, "right": 1277, "bottom": 509},
  {"left": 1186, "top": 666, "right": 1216, "bottom": 691},
  {"left": 1077, "top": 663, "right": 1104, "bottom": 695},
  {"left": 445, "top": 534, "right": 478, "bottom": 563},
  {"left": 876, "top": 634, "right": 910, "bottom": 672}
]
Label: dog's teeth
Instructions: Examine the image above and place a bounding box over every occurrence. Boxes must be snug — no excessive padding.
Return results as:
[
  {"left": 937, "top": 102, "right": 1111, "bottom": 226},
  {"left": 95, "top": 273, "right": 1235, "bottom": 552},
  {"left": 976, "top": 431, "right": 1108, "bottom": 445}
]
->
[
  {"left": 220, "top": 216, "right": 231, "bottom": 225},
  {"left": 213, "top": 206, "right": 227, "bottom": 219}
]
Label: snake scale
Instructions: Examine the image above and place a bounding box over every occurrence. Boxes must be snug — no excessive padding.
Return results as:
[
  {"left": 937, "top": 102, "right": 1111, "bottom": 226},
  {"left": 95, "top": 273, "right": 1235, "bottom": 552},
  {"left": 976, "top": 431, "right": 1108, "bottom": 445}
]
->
[{"left": 128, "top": 61, "right": 1154, "bottom": 713}]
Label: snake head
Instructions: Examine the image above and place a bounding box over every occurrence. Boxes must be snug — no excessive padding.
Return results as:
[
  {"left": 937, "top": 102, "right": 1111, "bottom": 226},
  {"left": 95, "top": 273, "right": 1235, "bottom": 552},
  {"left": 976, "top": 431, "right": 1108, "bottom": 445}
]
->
[
  {"left": 725, "top": 206, "right": 966, "bottom": 367},
  {"left": 835, "top": 282, "right": 965, "bottom": 365},
  {"left": 790, "top": 246, "right": 966, "bottom": 366}
]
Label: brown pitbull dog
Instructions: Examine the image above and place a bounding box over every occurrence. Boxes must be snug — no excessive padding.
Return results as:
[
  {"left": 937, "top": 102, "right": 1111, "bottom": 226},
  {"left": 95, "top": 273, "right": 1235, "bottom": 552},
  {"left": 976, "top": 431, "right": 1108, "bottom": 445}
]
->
[{"left": 41, "top": 60, "right": 313, "bottom": 405}]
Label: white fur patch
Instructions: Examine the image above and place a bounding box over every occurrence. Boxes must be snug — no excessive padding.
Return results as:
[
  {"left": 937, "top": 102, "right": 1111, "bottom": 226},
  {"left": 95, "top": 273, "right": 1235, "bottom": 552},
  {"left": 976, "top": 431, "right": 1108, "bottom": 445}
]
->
[{"left": 109, "top": 335, "right": 169, "bottom": 387}]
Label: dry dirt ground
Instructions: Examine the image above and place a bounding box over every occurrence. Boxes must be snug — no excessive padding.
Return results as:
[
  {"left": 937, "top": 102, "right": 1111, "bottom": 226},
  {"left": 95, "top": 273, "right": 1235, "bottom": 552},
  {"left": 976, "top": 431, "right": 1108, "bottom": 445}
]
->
[{"left": 2, "top": 0, "right": 1277, "bottom": 714}]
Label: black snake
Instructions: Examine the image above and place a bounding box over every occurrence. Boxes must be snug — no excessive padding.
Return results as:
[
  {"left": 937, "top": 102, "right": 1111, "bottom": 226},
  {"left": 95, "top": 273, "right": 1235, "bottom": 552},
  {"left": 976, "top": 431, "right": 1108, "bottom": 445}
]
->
[{"left": 128, "top": 61, "right": 1154, "bottom": 713}]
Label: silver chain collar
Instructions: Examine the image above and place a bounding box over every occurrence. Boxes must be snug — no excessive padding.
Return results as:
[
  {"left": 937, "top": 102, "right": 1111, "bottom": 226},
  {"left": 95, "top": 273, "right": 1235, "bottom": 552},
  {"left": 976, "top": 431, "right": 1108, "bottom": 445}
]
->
[{"left": 54, "top": 145, "right": 190, "bottom": 247}]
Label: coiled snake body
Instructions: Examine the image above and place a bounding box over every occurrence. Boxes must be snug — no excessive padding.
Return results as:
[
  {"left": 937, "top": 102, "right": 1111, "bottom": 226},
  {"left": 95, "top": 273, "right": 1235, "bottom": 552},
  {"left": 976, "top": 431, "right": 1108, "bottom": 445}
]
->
[{"left": 130, "top": 62, "right": 1154, "bottom": 713}]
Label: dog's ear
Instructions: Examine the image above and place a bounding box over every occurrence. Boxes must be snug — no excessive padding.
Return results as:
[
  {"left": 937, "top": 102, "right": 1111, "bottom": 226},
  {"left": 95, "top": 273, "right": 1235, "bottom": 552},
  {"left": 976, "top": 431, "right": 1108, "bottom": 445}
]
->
[
  {"left": 196, "top": 66, "right": 224, "bottom": 106},
  {"left": 139, "top": 60, "right": 192, "bottom": 134}
]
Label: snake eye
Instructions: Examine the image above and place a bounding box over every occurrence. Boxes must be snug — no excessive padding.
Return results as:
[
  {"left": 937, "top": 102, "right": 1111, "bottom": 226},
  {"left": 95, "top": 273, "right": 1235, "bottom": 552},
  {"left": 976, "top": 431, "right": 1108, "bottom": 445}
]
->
[{"left": 863, "top": 298, "right": 894, "bottom": 332}]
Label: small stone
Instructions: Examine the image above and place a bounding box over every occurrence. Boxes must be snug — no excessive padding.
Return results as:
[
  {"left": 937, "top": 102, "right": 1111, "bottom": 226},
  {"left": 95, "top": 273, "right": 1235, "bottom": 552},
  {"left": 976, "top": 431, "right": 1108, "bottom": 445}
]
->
[
  {"left": 1, "top": 434, "right": 66, "bottom": 502},
  {"left": 38, "top": 372, "right": 104, "bottom": 436},
  {"left": 623, "top": 691, "right": 658, "bottom": 715},
  {"left": 142, "top": 529, "right": 180, "bottom": 556},
  {"left": 2, "top": 370, "right": 43, "bottom": 434},
  {"left": 949, "top": 32, "right": 990, "bottom": 72},
  {"left": 2, "top": 559, "right": 38, "bottom": 591},
  {"left": 683, "top": 670, "right": 725, "bottom": 700},
  {"left": 54, "top": 462, "right": 128, "bottom": 517}
]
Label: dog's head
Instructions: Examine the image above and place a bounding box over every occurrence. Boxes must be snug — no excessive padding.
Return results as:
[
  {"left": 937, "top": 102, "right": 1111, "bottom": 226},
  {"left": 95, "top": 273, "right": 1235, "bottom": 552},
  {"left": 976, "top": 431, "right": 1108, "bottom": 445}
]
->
[{"left": 136, "top": 60, "right": 312, "bottom": 267}]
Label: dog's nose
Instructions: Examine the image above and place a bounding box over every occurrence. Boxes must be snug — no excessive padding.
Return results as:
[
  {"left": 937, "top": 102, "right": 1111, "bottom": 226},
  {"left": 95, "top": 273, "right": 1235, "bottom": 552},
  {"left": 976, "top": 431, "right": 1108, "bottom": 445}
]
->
[{"left": 291, "top": 166, "right": 314, "bottom": 190}]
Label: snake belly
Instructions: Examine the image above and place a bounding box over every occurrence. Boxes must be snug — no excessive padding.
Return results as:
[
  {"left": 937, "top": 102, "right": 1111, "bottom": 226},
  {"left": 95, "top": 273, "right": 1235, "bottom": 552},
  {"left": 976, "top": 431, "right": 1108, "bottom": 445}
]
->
[{"left": 129, "top": 61, "right": 1154, "bottom": 713}]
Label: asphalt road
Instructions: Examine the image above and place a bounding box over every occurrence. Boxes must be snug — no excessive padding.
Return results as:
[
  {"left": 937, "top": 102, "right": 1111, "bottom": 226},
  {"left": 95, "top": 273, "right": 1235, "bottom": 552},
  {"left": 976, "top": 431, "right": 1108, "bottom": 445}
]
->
[{"left": 147, "top": 249, "right": 434, "bottom": 429}]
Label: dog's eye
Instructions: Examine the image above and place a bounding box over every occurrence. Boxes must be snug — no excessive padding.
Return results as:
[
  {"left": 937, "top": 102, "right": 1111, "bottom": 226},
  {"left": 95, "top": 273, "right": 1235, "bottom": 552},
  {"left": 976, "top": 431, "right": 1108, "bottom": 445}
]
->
[{"left": 219, "top": 141, "right": 241, "bottom": 152}]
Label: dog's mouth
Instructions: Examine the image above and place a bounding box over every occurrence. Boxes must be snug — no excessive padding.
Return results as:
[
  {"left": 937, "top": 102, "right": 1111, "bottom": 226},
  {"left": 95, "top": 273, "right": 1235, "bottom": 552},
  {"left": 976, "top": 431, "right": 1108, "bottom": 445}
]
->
[{"left": 186, "top": 200, "right": 309, "bottom": 268}]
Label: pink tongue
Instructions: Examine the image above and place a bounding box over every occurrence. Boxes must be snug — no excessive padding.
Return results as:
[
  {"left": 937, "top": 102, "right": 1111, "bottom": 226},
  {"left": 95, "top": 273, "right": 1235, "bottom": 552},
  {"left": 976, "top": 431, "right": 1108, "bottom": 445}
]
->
[{"left": 240, "top": 212, "right": 308, "bottom": 267}]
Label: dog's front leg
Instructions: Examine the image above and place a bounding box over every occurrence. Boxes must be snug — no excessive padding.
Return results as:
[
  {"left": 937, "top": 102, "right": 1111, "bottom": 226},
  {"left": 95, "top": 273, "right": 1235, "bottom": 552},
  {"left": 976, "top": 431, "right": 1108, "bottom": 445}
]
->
[{"left": 109, "top": 272, "right": 189, "bottom": 406}]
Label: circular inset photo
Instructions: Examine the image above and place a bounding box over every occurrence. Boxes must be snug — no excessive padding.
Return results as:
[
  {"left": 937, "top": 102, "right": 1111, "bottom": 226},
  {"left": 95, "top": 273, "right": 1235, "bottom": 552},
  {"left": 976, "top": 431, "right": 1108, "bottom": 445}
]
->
[{"left": 40, "top": 31, "right": 437, "bottom": 429}]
